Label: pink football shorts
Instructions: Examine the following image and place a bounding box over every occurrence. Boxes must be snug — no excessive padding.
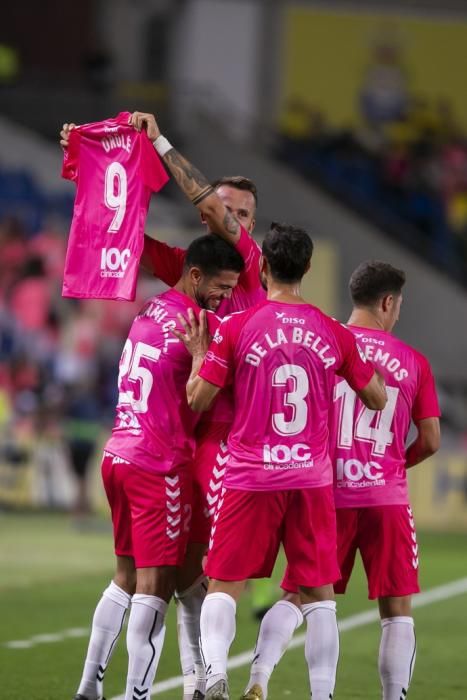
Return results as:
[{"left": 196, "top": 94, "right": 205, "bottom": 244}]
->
[
  {"left": 281, "top": 503, "right": 420, "bottom": 599},
  {"left": 101, "top": 451, "right": 192, "bottom": 568},
  {"left": 205, "top": 484, "right": 339, "bottom": 587},
  {"left": 189, "top": 421, "right": 229, "bottom": 545}
]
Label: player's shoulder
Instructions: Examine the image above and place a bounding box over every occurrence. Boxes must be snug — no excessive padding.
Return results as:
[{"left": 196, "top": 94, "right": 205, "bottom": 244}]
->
[
  {"left": 382, "top": 331, "right": 430, "bottom": 368},
  {"left": 219, "top": 304, "right": 259, "bottom": 326},
  {"left": 219, "top": 301, "right": 268, "bottom": 332},
  {"left": 137, "top": 289, "right": 185, "bottom": 317},
  {"left": 400, "top": 340, "right": 431, "bottom": 372},
  {"left": 349, "top": 325, "right": 432, "bottom": 372},
  {"left": 314, "top": 306, "right": 353, "bottom": 341}
]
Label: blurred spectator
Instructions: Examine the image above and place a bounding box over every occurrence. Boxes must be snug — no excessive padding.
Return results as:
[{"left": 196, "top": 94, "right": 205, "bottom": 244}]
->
[
  {"left": 279, "top": 98, "right": 315, "bottom": 143},
  {"left": 359, "top": 25, "right": 409, "bottom": 129},
  {"left": 0, "top": 216, "right": 29, "bottom": 298},
  {"left": 29, "top": 225, "right": 67, "bottom": 280},
  {"left": 8, "top": 255, "right": 54, "bottom": 332},
  {"left": 62, "top": 383, "right": 102, "bottom": 516}
]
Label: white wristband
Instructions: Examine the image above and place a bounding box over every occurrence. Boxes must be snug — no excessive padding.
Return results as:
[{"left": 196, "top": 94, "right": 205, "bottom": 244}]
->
[{"left": 153, "top": 135, "right": 173, "bottom": 157}]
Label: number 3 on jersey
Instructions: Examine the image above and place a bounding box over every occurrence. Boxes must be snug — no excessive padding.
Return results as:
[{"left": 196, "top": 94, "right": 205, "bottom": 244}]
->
[
  {"left": 272, "top": 364, "right": 309, "bottom": 436},
  {"left": 118, "top": 339, "right": 160, "bottom": 413},
  {"left": 334, "top": 380, "right": 399, "bottom": 456},
  {"left": 105, "top": 161, "right": 127, "bottom": 232}
]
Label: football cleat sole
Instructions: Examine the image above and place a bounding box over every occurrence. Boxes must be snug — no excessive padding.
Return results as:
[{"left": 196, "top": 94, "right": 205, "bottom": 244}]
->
[{"left": 240, "top": 684, "right": 264, "bottom": 700}]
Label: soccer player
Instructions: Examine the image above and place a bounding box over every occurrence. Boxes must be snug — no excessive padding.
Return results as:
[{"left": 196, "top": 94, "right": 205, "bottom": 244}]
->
[
  {"left": 71, "top": 233, "right": 244, "bottom": 700},
  {"left": 243, "top": 261, "right": 441, "bottom": 700},
  {"left": 61, "top": 111, "right": 266, "bottom": 699},
  {"left": 128, "top": 111, "right": 269, "bottom": 700},
  {"left": 174, "top": 224, "right": 387, "bottom": 700}
]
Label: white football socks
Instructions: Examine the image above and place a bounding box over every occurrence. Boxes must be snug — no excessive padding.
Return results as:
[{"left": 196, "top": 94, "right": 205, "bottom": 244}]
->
[
  {"left": 176, "top": 575, "right": 209, "bottom": 696},
  {"left": 246, "top": 599, "right": 303, "bottom": 699},
  {"left": 302, "top": 600, "right": 339, "bottom": 700},
  {"left": 379, "top": 616, "right": 416, "bottom": 700},
  {"left": 200, "top": 592, "right": 236, "bottom": 691},
  {"left": 77, "top": 580, "right": 131, "bottom": 700},
  {"left": 176, "top": 599, "right": 196, "bottom": 700},
  {"left": 125, "top": 594, "right": 168, "bottom": 700}
]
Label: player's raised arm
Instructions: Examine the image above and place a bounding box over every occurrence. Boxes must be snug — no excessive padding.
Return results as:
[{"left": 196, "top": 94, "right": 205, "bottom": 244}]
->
[{"left": 129, "top": 111, "right": 242, "bottom": 244}]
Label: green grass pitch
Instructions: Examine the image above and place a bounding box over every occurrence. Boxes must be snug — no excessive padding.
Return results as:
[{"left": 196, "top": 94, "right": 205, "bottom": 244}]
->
[{"left": 1, "top": 512, "right": 466, "bottom": 699}]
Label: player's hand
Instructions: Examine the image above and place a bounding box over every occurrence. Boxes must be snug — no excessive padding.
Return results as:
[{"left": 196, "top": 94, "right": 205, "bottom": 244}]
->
[
  {"left": 60, "top": 122, "right": 76, "bottom": 149},
  {"left": 171, "top": 308, "right": 210, "bottom": 358},
  {"left": 129, "top": 111, "right": 161, "bottom": 142}
]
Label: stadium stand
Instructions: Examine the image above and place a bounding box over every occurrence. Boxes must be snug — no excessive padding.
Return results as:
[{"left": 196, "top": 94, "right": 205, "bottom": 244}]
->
[{"left": 275, "top": 97, "right": 467, "bottom": 286}]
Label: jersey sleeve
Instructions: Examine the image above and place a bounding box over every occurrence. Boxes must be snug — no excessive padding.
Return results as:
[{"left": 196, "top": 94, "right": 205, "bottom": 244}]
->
[
  {"left": 139, "top": 131, "right": 169, "bottom": 193},
  {"left": 143, "top": 237, "right": 186, "bottom": 286},
  {"left": 234, "top": 227, "right": 262, "bottom": 292},
  {"left": 205, "top": 311, "right": 222, "bottom": 337},
  {"left": 333, "top": 321, "right": 375, "bottom": 391},
  {"left": 412, "top": 354, "right": 441, "bottom": 421},
  {"left": 61, "top": 128, "right": 81, "bottom": 182},
  {"left": 199, "top": 317, "right": 235, "bottom": 388}
]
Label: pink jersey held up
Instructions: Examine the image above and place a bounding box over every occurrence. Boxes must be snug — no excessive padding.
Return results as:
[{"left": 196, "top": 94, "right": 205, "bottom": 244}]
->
[
  {"left": 199, "top": 301, "right": 375, "bottom": 491},
  {"left": 106, "top": 289, "right": 219, "bottom": 473},
  {"left": 331, "top": 325, "right": 440, "bottom": 508},
  {"left": 62, "top": 112, "right": 168, "bottom": 301}
]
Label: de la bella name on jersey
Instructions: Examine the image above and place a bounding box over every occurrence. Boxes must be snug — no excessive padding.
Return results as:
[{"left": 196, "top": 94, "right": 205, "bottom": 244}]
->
[{"left": 245, "top": 326, "right": 337, "bottom": 369}]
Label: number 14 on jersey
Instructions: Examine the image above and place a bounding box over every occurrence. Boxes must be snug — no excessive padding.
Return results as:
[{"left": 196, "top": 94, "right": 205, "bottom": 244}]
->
[{"left": 334, "top": 380, "right": 399, "bottom": 456}]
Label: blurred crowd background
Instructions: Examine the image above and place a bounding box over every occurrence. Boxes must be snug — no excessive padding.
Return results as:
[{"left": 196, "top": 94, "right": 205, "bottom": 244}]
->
[{"left": 1, "top": 0, "right": 466, "bottom": 529}]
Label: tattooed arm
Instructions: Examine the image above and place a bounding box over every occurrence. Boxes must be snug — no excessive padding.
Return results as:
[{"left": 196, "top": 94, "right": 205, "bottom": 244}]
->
[{"left": 129, "top": 111, "right": 241, "bottom": 243}]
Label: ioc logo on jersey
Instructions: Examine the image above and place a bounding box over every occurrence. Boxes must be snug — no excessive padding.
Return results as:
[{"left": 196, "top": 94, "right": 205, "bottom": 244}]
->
[
  {"left": 263, "top": 443, "right": 312, "bottom": 464},
  {"left": 101, "top": 247, "right": 131, "bottom": 278},
  {"left": 336, "top": 458, "right": 383, "bottom": 482}
]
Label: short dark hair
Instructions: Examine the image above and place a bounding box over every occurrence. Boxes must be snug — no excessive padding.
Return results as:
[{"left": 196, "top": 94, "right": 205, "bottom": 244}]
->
[
  {"left": 184, "top": 234, "right": 245, "bottom": 276},
  {"left": 262, "top": 222, "right": 313, "bottom": 283},
  {"left": 211, "top": 176, "right": 258, "bottom": 207},
  {"left": 349, "top": 261, "right": 406, "bottom": 306}
]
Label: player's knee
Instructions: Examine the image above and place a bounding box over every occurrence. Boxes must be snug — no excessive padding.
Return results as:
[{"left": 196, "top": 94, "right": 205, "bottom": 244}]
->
[
  {"left": 378, "top": 595, "right": 412, "bottom": 619},
  {"left": 114, "top": 570, "right": 136, "bottom": 595},
  {"left": 136, "top": 565, "right": 177, "bottom": 600},
  {"left": 282, "top": 591, "right": 301, "bottom": 608}
]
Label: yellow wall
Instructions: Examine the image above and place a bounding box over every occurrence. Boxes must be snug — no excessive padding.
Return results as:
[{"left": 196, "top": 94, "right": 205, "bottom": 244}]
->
[
  {"left": 301, "top": 239, "right": 339, "bottom": 317},
  {"left": 283, "top": 8, "right": 467, "bottom": 128}
]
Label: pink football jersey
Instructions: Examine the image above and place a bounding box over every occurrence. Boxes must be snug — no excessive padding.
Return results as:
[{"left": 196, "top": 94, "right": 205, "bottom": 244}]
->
[
  {"left": 106, "top": 289, "right": 219, "bottom": 473},
  {"left": 144, "top": 226, "right": 266, "bottom": 426},
  {"left": 62, "top": 112, "right": 168, "bottom": 301},
  {"left": 144, "top": 225, "right": 266, "bottom": 316},
  {"left": 332, "top": 325, "right": 440, "bottom": 508},
  {"left": 199, "top": 301, "right": 375, "bottom": 491}
]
